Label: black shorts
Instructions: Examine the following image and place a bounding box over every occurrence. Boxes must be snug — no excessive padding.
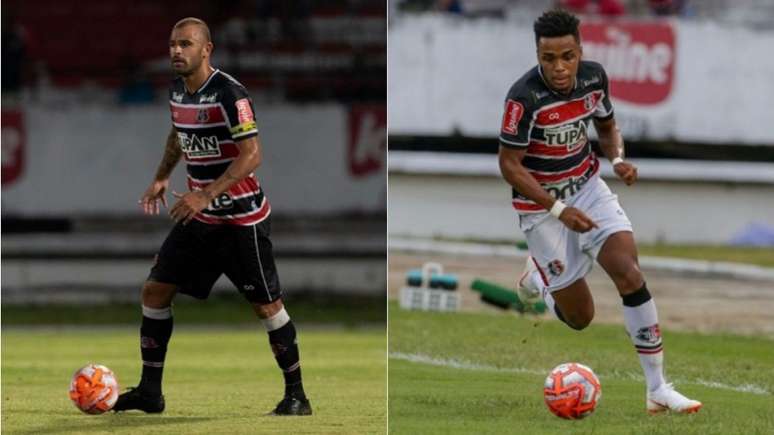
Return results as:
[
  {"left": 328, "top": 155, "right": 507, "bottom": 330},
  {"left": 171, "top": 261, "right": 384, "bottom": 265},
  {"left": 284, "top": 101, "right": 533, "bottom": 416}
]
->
[{"left": 148, "top": 217, "right": 281, "bottom": 303}]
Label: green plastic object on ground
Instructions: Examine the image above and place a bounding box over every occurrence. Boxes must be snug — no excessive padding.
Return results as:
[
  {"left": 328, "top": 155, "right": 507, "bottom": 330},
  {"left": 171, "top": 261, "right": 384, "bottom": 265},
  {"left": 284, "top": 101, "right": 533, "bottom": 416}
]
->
[{"left": 470, "top": 278, "right": 547, "bottom": 314}]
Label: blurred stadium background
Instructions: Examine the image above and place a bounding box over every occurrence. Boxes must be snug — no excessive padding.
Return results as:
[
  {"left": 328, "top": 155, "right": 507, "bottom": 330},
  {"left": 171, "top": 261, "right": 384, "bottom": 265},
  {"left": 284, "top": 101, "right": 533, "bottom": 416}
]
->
[{"left": 2, "top": 0, "right": 386, "bottom": 313}]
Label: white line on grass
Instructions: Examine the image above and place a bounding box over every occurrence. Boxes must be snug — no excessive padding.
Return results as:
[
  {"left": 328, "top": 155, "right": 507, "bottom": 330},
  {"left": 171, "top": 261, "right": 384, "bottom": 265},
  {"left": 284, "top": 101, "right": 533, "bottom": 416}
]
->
[{"left": 390, "top": 352, "right": 771, "bottom": 396}]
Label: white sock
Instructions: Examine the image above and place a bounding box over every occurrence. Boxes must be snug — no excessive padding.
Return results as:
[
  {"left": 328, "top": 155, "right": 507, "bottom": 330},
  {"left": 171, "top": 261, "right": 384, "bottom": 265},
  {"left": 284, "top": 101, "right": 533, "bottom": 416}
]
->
[{"left": 622, "top": 288, "right": 666, "bottom": 392}]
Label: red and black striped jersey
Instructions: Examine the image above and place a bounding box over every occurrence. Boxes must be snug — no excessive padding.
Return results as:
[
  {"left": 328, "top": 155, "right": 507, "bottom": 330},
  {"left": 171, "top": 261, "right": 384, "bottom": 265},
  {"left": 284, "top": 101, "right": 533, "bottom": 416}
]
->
[
  {"left": 499, "top": 60, "right": 614, "bottom": 214},
  {"left": 169, "top": 69, "right": 270, "bottom": 226}
]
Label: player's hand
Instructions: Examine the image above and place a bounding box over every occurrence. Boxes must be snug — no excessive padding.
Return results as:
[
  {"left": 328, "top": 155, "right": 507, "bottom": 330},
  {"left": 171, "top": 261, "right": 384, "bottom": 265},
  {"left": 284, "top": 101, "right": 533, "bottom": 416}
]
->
[
  {"left": 169, "top": 190, "right": 211, "bottom": 225},
  {"left": 614, "top": 161, "right": 638, "bottom": 185},
  {"left": 139, "top": 179, "right": 169, "bottom": 215},
  {"left": 558, "top": 207, "right": 599, "bottom": 233}
]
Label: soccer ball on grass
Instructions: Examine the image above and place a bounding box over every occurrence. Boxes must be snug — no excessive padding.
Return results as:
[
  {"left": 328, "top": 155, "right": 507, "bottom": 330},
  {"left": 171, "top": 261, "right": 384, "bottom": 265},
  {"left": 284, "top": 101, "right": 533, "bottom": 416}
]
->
[
  {"left": 543, "top": 362, "right": 601, "bottom": 419},
  {"left": 69, "top": 364, "right": 119, "bottom": 414}
]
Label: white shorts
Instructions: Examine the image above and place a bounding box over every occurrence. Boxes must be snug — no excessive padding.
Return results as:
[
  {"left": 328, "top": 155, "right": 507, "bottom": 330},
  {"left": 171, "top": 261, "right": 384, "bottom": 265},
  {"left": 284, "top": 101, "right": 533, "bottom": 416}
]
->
[{"left": 519, "top": 174, "right": 632, "bottom": 293}]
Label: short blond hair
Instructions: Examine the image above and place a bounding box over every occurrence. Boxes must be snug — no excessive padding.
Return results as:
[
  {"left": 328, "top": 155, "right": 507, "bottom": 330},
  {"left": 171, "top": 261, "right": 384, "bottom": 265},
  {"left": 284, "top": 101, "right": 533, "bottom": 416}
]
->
[{"left": 173, "top": 17, "right": 211, "bottom": 42}]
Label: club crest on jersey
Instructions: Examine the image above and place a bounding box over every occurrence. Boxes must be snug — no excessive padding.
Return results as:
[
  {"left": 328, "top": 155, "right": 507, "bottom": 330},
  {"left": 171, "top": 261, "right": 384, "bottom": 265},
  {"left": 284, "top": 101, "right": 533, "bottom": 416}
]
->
[
  {"left": 543, "top": 121, "right": 587, "bottom": 152},
  {"left": 172, "top": 92, "right": 184, "bottom": 103},
  {"left": 177, "top": 132, "right": 221, "bottom": 158},
  {"left": 547, "top": 259, "right": 565, "bottom": 277},
  {"left": 636, "top": 324, "right": 662, "bottom": 344},
  {"left": 584, "top": 94, "right": 595, "bottom": 110},
  {"left": 196, "top": 108, "right": 209, "bottom": 123}
]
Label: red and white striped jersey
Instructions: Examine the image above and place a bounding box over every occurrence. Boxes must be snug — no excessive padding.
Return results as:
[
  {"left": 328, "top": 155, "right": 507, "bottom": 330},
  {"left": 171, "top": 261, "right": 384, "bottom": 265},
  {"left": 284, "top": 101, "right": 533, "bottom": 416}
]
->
[
  {"left": 499, "top": 61, "right": 614, "bottom": 214},
  {"left": 169, "top": 69, "right": 270, "bottom": 226}
]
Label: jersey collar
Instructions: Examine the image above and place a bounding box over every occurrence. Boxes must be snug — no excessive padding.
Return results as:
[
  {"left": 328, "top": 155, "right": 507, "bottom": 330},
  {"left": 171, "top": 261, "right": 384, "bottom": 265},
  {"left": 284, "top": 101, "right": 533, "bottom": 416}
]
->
[{"left": 186, "top": 67, "right": 219, "bottom": 95}]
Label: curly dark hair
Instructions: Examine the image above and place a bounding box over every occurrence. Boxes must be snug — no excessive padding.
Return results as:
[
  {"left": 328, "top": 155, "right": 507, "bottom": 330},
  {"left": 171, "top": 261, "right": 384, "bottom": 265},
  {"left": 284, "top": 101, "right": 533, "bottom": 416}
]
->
[{"left": 533, "top": 9, "right": 580, "bottom": 45}]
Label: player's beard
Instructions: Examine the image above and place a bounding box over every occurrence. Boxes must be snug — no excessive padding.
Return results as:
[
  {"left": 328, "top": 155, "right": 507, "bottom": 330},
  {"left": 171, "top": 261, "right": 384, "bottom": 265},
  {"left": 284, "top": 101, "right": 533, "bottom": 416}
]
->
[{"left": 173, "top": 58, "right": 200, "bottom": 77}]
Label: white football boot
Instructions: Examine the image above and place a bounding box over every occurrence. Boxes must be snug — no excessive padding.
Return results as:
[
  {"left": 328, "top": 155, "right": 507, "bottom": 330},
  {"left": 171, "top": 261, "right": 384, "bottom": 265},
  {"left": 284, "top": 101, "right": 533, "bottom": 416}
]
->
[
  {"left": 517, "top": 256, "right": 543, "bottom": 305},
  {"left": 646, "top": 383, "right": 702, "bottom": 415}
]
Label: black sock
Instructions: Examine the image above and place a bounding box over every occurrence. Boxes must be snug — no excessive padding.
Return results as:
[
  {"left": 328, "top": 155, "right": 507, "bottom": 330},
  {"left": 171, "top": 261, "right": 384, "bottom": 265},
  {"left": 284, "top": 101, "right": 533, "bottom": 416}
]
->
[
  {"left": 138, "top": 314, "right": 173, "bottom": 395},
  {"left": 268, "top": 321, "right": 305, "bottom": 398}
]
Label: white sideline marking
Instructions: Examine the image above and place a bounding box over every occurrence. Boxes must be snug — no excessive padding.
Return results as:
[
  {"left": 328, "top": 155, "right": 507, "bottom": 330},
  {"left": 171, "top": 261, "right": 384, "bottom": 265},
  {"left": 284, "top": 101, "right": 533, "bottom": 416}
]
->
[
  {"left": 390, "top": 352, "right": 771, "bottom": 396},
  {"left": 693, "top": 380, "right": 770, "bottom": 396},
  {"left": 390, "top": 352, "right": 545, "bottom": 376}
]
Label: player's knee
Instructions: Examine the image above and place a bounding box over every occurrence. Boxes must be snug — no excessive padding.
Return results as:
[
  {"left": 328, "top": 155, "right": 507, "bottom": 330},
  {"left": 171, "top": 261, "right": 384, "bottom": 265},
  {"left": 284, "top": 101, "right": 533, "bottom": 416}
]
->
[
  {"left": 141, "top": 281, "right": 177, "bottom": 308},
  {"left": 615, "top": 266, "right": 644, "bottom": 295},
  {"left": 252, "top": 299, "right": 284, "bottom": 319}
]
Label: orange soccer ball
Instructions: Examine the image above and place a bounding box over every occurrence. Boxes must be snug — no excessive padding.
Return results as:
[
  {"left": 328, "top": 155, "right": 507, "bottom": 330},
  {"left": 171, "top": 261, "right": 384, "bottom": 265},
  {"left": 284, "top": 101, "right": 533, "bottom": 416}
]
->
[
  {"left": 543, "top": 362, "right": 601, "bottom": 419},
  {"left": 69, "top": 364, "right": 119, "bottom": 414}
]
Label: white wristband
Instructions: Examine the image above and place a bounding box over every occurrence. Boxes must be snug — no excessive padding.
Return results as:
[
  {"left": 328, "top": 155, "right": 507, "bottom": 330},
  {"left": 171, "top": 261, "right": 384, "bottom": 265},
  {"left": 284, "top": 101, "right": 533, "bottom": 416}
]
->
[
  {"left": 549, "top": 200, "right": 567, "bottom": 218},
  {"left": 611, "top": 157, "right": 624, "bottom": 166}
]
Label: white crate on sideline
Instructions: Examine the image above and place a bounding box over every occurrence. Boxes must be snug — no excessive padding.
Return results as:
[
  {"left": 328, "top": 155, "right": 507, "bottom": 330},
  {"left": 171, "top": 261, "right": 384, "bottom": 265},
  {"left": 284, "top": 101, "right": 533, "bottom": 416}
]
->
[
  {"left": 399, "top": 286, "right": 460, "bottom": 312},
  {"left": 398, "top": 262, "right": 460, "bottom": 312}
]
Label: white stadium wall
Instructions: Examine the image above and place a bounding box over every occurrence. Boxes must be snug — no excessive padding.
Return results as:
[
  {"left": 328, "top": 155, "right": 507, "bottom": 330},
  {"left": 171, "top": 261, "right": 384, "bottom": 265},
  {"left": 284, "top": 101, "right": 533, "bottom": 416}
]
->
[
  {"left": 388, "top": 15, "right": 774, "bottom": 144},
  {"left": 389, "top": 152, "right": 774, "bottom": 245},
  {"left": 1, "top": 104, "right": 386, "bottom": 216}
]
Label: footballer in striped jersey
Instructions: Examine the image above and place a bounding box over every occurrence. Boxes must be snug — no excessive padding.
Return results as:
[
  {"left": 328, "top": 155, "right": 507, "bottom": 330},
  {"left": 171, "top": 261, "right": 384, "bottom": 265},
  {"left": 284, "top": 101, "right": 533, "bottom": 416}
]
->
[
  {"left": 113, "top": 17, "right": 311, "bottom": 416},
  {"left": 499, "top": 9, "right": 701, "bottom": 415}
]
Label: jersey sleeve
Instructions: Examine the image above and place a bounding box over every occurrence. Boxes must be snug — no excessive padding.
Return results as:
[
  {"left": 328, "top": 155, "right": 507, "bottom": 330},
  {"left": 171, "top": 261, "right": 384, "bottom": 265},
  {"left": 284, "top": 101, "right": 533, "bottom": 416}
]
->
[
  {"left": 499, "top": 93, "right": 533, "bottom": 148},
  {"left": 221, "top": 85, "right": 259, "bottom": 141},
  {"left": 593, "top": 67, "right": 614, "bottom": 120}
]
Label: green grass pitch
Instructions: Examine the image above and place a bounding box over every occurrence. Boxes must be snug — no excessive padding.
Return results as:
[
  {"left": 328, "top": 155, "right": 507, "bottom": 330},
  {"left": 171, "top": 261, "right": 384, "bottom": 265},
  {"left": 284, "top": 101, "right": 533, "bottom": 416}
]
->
[
  {"left": 2, "top": 326, "right": 386, "bottom": 434},
  {"left": 388, "top": 303, "right": 774, "bottom": 435}
]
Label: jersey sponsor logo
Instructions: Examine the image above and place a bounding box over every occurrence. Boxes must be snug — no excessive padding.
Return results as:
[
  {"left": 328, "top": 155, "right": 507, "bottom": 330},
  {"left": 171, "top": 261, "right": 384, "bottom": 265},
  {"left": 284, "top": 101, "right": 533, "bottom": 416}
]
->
[
  {"left": 235, "top": 98, "right": 254, "bottom": 124},
  {"left": 209, "top": 192, "right": 234, "bottom": 210},
  {"left": 635, "top": 324, "right": 662, "bottom": 344},
  {"left": 543, "top": 121, "right": 588, "bottom": 152},
  {"left": 177, "top": 132, "right": 221, "bottom": 158},
  {"left": 542, "top": 164, "right": 594, "bottom": 201},
  {"left": 501, "top": 99, "right": 524, "bottom": 135},
  {"left": 582, "top": 21, "right": 675, "bottom": 105},
  {"left": 199, "top": 93, "right": 218, "bottom": 103},
  {"left": 582, "top": 76, "right": 601, "bottom": 87},
  {"left": 534, "top": 90, "right": 550, "bottom": 99}
]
